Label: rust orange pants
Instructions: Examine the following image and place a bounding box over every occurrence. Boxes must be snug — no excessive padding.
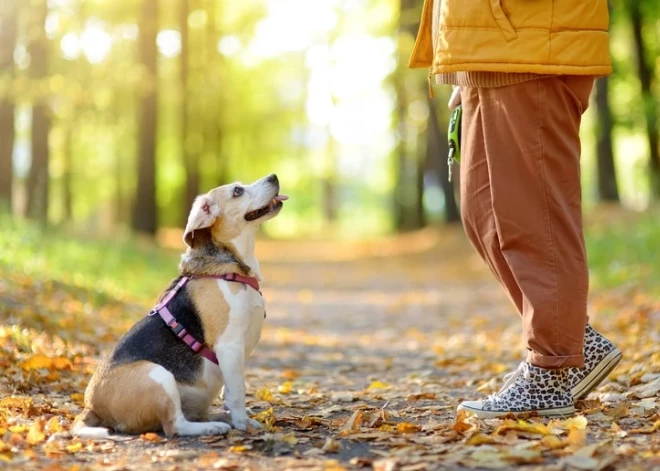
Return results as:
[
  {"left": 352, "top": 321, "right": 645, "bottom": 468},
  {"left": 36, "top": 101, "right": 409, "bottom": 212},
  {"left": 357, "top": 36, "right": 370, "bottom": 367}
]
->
[{"left": 460, "top": 76, "right": 595, "bottom": 369}]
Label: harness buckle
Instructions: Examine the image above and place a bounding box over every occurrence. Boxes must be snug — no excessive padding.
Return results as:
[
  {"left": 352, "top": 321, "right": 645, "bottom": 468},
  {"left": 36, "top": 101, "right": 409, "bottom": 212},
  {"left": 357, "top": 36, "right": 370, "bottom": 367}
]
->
[{"left": 167, "top": 319, "right": 185, "bottom": 335}]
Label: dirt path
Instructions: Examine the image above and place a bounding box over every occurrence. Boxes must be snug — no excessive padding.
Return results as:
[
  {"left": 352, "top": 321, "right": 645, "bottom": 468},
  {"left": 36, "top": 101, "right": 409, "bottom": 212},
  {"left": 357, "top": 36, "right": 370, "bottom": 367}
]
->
[{"left": 1, "top": 229, "right": 658, "bottom": 470}]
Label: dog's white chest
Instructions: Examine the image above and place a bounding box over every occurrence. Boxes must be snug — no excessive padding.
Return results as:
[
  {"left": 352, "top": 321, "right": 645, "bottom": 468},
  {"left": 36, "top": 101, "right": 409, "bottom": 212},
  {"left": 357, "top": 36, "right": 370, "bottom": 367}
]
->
[{"left": 215, "top": 280, "right": 265, "bottom": 355}]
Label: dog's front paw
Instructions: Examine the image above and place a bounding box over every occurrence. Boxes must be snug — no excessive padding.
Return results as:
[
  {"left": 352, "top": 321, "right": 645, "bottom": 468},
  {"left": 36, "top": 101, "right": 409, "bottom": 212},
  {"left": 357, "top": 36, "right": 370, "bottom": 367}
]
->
[
  {"left": 231, "top": 416, "right": 264, "bottom": 432},
  {"left": 175, "top": 420, "right": 231, "bottom": 436},
  {"left": 200, "top": 421, "right": 232, "bottom": 436}
]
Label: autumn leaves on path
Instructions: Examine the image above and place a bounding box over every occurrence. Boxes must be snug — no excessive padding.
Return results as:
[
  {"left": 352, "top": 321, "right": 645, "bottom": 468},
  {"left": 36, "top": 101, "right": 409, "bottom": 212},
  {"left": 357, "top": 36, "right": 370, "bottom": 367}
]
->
[{"left": 0, "top": 229, "right": 658, "bottom": 470}]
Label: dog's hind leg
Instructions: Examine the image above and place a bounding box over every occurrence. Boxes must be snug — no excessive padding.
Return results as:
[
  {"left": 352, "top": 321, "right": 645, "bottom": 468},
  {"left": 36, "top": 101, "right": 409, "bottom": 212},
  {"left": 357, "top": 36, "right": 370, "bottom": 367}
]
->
[{"left": 148, "top": 365, "right": 231, "bottom": 437}]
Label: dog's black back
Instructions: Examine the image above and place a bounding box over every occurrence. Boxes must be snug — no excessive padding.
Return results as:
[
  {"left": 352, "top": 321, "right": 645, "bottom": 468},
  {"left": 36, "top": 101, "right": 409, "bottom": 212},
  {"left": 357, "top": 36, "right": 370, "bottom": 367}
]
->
[{"left": 110, "top": 277, "right": 204, "bottom": 384}]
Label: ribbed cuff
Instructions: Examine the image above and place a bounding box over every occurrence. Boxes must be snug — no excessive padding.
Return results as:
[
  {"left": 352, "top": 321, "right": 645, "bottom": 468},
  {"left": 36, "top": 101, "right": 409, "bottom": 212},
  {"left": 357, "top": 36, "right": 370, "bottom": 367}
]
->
[{"left": 435, "top": 71, "right": 548, "bottom": 88}]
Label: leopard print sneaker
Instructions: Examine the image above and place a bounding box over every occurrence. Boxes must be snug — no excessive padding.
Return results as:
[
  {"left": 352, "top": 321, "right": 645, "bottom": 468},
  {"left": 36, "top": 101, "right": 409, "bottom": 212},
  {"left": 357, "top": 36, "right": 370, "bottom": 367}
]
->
[
  {"left": 569, "top": 324, "right": 622, "bottom": 399},
  {"left": 457, "top": 362, "right": 575, "bottom": 419}
]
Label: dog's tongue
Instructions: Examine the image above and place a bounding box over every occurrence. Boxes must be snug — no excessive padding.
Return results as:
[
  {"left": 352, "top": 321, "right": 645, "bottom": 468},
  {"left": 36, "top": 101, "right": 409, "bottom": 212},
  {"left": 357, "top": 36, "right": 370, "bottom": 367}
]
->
[{"left": 274, "top": 195, "right": 289, "bottom": 201}]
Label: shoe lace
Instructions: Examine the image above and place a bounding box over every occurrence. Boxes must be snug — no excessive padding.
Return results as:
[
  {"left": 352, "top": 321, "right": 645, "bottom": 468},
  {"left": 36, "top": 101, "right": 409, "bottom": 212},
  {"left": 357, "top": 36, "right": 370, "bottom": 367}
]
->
[{"left": 487, "top": 362, "right": 531, "bottom": 400}]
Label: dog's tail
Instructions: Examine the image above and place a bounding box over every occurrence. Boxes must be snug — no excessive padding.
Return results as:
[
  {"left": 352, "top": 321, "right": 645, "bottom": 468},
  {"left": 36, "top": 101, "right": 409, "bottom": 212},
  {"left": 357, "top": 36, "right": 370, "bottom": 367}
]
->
[{"left": 71, "top": 408, "right": 110, "bottom": 439}]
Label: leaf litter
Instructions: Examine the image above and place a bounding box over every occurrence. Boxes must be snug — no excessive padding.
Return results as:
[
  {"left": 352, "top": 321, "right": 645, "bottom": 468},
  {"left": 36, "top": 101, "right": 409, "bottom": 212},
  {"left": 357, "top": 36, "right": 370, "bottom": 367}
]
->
[{"left": 0, "top": 232, "right": 658, "bottom": 470}]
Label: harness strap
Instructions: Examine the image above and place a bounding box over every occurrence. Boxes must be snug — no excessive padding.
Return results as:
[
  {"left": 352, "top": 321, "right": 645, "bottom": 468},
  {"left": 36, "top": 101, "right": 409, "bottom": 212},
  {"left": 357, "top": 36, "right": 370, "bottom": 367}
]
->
[{"left": 147, "top": 274, "right": 264, "bottom": 365}]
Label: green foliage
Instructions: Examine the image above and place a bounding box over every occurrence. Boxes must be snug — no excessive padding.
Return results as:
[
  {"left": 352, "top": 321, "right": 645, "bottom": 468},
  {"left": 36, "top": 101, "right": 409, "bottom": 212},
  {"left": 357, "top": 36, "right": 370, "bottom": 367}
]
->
[
  {"left": 586, "top": 209, "right": 660, "bottom": 294},
  {"left": 0, "top": 214, "right": 179, "bottom": 302}
]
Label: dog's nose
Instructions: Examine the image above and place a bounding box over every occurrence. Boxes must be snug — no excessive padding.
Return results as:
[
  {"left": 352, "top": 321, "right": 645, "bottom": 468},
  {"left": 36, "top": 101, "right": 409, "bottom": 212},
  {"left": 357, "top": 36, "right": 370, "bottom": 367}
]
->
[{"left": 267, "top": 174, "right": 278, "bottom": 184}]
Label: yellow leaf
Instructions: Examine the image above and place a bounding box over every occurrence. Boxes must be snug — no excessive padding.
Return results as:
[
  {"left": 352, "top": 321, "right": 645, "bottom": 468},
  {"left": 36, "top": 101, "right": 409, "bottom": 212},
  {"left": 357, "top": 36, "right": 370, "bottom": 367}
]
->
[
  {"left": 367, "top": 381, "right": 390, "bottom": 391},
  {"left": 66, "top": 441, "right": 83, "bottom": 454},
  {"left": 255, "top": 388, "right": 274, "bottom": 402},
  {"left": 252, "top": 408, "right": 275, "bottom": 431},
  {"left": 495, "top": 419, "right": 551, "bottom": 436},
  {"left": 53, "top": 357, "right": 73, "bottom": 370},
  {"left": 466, "top": 432, "right": 498, "bottom": 446},
  {"left": 21, "top": 354, "right": 53, "bottom": 371},
  {"left": 228, "top": 445, "right": 251, "bottom": 453},
  {"left": 396, "top": 422, "right": 421, "bottom": 434},
  {"left": 70, "top": 393, "right": 84, "bottom": 404},
  {"left": 541, "top": 435, "right": 565, "bottom": 450},
  {"left": 560, "top": 415, "right": 588, "bottom": 430},
  {"left": 46, "top": 417, "right": 62, "bottom": 434},
  {"left": 279, "top": 433, "right": 298, "bottom": 446},
  {"left": 9, "top": 425, "right": 29, "bottom": 433},
  {"left": 26, "top": 420, "right": 46, "bottom": 445},
  {"left": 140, "top": 433, "right": 162, "bottom": 442},
  {"left": 566, "top": 428, "right": 587, "bottom": 447},
  {"left": 277, "top": 382, "right": 293, "bottom": 395},
  {"left": 0, "top": 452, "right": 12, "bottom": 463}
]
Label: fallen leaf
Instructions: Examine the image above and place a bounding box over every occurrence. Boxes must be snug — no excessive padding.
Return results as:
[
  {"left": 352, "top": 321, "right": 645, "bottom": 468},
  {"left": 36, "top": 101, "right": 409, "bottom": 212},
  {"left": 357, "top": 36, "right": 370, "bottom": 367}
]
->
[
  {"left": 566, "top": 429, "right": 587, "bottom": 447},
  {"left": 228, "top": 445, "right": 251, "bottom": 453},
  {"left": 140, "top": 432, "right": 162, "bottom": 442},
  {"left": 69, "top": 393, "right": 84, "bottom": 404},
  {"left": 628, "top": 419, "right": 660, "bottom": 434},
  {"left": 635, "top": 377, "right": 660, "bottom": 398},
  {"left": 255, "top": 388, "right": 274, "bottom": 402},
  {"left": 340, "top": 410, "right": 363, "bottom": 434},
  {"left": 541, "top": 435, "right": 565, "bottom": 450},
  {"left": 321, "top": 437, "right": 341, "bottom": 453},
  {"left": 277, "top": 382, "right": 293, "bottom": 394},
  {"left": 559, "top": 416, "right": 588, "bottom": 431},
  {"left": 45, "top": 417, "right": 62, "bottom": 434},
  {"left": 26, "top": 420, "right": 46, "bottom": 445},
  {"left": 406, "top": 393, "right": 436, "bottom": 401},
  {"left": 396, "top": 422, "right": 421, "bottom": 434},
  {"left": 65, "top": 442, "right": 83, "bottom": 454},
  {"left": 495, "top": 419, "right": 551, "bottom": 436},
  {"left": 367, "top": 381, "right": 391, "bottom": 391}
]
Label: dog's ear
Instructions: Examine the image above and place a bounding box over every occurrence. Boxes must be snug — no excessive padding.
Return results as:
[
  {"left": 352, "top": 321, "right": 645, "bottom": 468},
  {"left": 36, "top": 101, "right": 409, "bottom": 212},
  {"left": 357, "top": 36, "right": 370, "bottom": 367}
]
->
[{"left": 183, "top": 195, "right": 221, "bottom": 247}]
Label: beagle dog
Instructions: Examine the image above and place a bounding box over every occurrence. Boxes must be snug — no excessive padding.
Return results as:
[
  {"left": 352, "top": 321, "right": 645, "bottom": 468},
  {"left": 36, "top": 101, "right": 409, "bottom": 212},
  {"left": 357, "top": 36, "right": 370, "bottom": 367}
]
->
[{"left": 72, "top": 174, "right": 287, "bottom": 437}]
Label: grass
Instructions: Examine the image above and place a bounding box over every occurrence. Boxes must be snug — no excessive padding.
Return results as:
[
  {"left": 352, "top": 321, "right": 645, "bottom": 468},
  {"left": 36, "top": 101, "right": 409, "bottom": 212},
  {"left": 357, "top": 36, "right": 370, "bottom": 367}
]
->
[
  {"left": 0, "top": 215, "right": 180, "bottom": 304},
  {"left": 586, "top": 208, "right": 660, "bottom": 295}
]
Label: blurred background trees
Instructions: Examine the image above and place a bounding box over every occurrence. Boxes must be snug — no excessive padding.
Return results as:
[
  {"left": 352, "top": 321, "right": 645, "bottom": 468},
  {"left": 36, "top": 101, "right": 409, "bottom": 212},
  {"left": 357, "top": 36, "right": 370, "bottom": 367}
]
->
[{"left": 0, "top": 0, "right": 658, "bottom": 239}]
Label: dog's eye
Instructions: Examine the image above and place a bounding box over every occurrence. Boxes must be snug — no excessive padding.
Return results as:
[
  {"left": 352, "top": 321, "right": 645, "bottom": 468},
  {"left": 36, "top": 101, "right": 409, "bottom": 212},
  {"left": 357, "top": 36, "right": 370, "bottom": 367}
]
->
[{"left": 232, "top": 186, "right": 244, "bottom": 198}]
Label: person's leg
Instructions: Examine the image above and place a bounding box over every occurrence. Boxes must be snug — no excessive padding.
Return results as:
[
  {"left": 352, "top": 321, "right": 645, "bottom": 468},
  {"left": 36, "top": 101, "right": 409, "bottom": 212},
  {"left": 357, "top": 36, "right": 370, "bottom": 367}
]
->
[
  {"left": 478, "top": 76, "right": 593, "bottom": 369},
  {"left": 457, "top": 77, "right": 621, "bottom": 417},
  {"left": 459, "top": 87, "right": 524, "bottom": 315}
]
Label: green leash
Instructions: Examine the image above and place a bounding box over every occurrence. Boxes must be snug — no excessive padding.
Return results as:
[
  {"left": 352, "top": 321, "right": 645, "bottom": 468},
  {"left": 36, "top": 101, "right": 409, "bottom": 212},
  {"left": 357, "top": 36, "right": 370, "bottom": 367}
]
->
[{"left": 447, "top": 104, "right": 462, "bottom": 182}]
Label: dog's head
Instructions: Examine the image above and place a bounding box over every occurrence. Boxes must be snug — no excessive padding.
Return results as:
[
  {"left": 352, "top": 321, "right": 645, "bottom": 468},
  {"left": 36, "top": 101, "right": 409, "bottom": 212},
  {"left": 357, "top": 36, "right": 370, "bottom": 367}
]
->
[{"left": 183, "top": 174, "right": 287, "bottom": 248}]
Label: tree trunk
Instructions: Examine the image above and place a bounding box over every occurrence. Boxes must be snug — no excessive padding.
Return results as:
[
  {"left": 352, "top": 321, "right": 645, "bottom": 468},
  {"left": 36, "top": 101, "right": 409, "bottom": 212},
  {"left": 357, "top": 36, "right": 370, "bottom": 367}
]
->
[
  {"left": 394, "top": 0, "right": 425, "bottom": 231},
  {"left": 593, "top": 77, "right": 619, "bottom": 202},
  {"left": 628, "top": 0, "right": 660, "bottom": 198},
  {"left": 180, "top": 0, "right": 200, "bottom": 222},
  {"left": 62, "top": 125, "right": 73, "bottom": 221},
  {"left": 25, "top": 0, "right": 50, "bottom": 224},
  {"left": 0, "top": 0, "right": 18, "bottom": 211},
  {"left": 132, "top": 0, "right": 159, "bottom": 234},
  {"left": 426, "top": 97, "right": 460, "bottom": 222}
]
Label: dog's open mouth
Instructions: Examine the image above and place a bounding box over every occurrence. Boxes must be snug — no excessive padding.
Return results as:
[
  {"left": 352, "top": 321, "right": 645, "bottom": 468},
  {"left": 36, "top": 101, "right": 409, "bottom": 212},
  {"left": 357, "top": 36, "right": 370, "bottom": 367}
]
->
[{"left": 244, "top": 195, "right": 289, "bottom": 221}]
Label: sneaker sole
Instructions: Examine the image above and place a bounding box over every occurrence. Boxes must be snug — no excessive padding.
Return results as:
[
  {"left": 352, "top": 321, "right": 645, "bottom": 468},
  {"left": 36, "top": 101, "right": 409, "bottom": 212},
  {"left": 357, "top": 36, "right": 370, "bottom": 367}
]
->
[
  {"left": 457, "top": 404, "right": 576, "bottom": 419},
  {"left": 571, "top": 348, "right": 622, "bottom": 400}
]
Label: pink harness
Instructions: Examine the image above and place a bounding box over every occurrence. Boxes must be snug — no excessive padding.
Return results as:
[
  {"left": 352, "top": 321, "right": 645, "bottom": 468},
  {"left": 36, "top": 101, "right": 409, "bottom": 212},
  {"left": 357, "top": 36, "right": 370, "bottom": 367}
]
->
[{"left": 147, "top": 274, "right": 262, "bottom": 365}]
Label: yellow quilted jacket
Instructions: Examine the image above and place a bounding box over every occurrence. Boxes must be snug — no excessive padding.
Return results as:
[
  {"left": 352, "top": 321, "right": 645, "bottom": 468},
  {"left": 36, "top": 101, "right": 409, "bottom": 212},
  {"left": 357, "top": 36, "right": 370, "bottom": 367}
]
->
[{"left": 409, "top": 0, "right": 612, "bottom": 76}]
